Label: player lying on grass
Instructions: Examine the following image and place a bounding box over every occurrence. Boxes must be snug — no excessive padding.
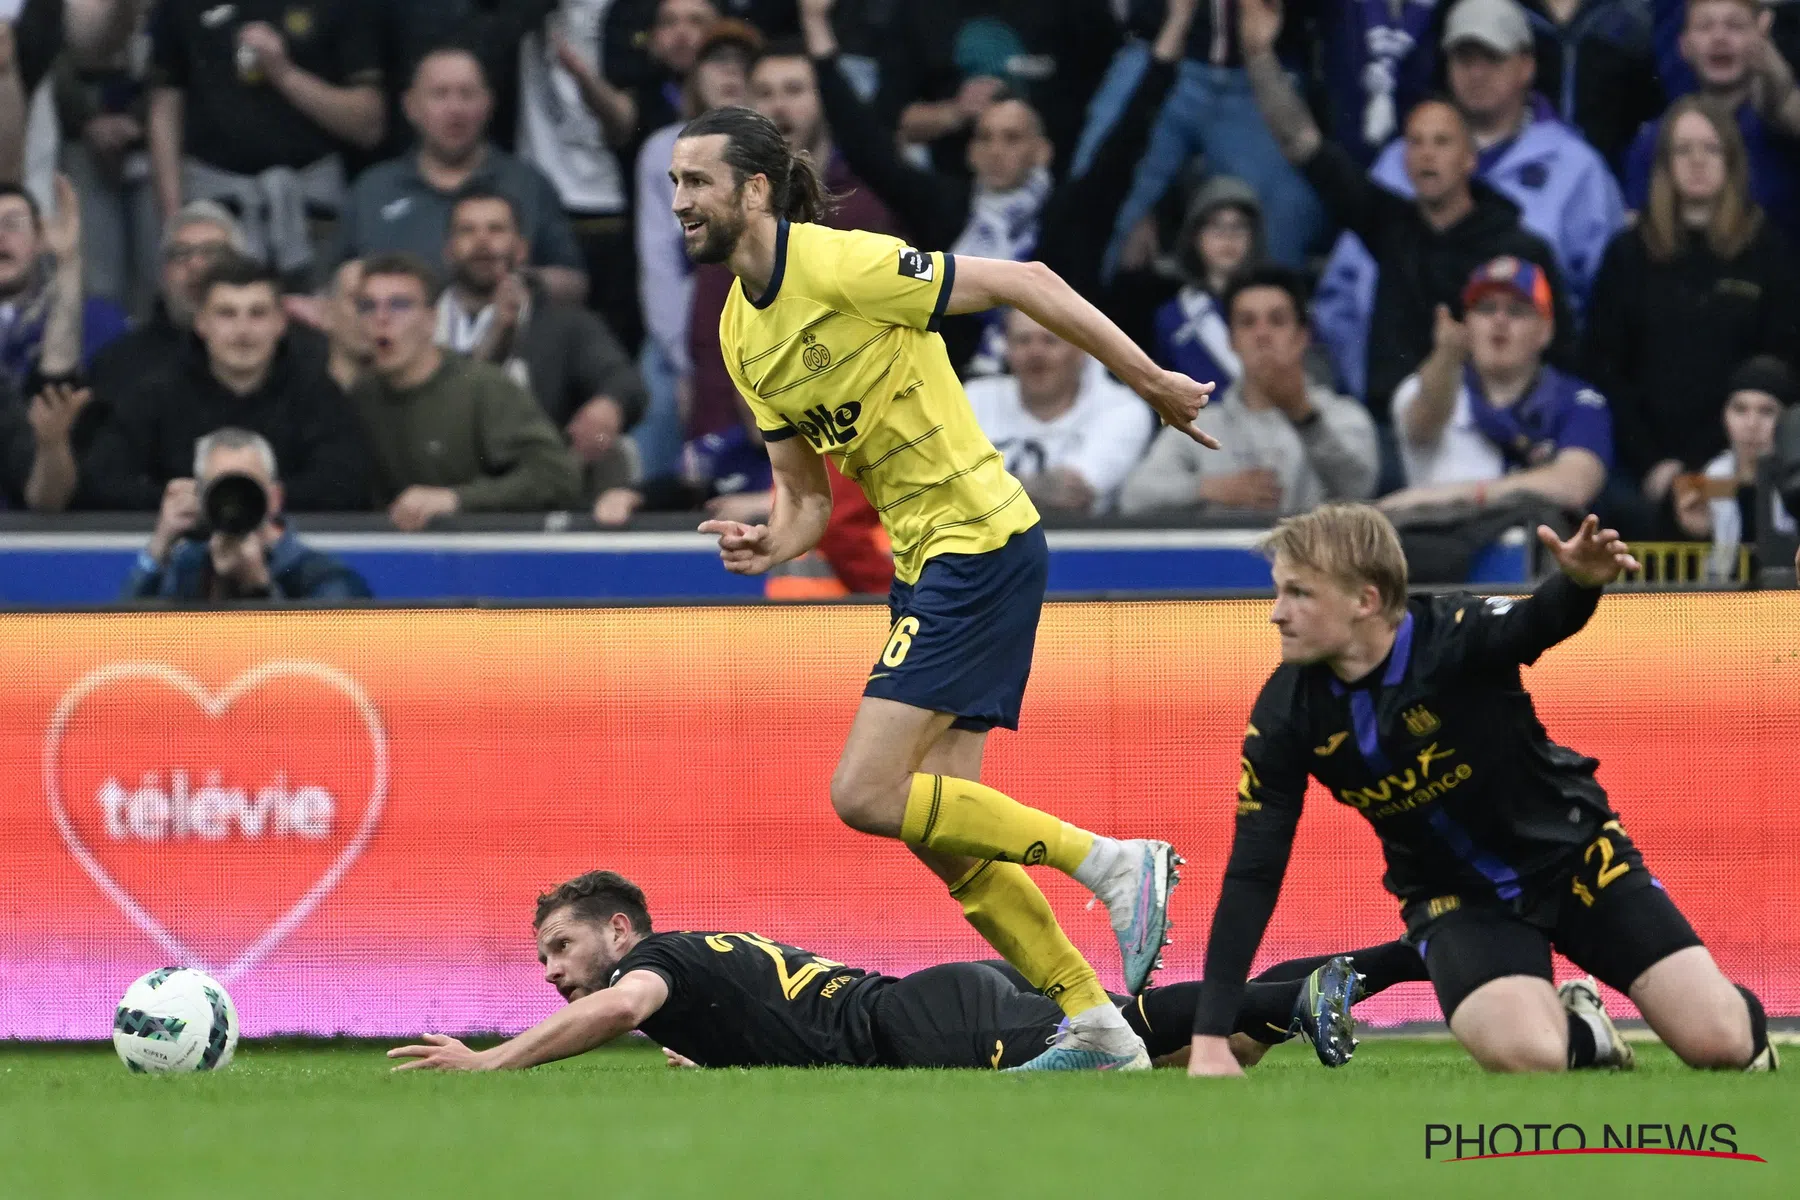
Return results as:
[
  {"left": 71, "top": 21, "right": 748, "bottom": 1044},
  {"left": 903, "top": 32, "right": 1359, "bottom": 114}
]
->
[
  {"left": 387, "top": 870, "right": 1428, "bottom": 1072},
  {"left": 1188, "top": 504, "right": 1779, "bottom": 1076}
]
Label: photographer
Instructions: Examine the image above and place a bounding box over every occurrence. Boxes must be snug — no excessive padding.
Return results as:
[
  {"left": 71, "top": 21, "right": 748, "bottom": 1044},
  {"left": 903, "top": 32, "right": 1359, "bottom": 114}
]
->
[{"left": 123, "top": 427, "right": 370, "bottom": 601}]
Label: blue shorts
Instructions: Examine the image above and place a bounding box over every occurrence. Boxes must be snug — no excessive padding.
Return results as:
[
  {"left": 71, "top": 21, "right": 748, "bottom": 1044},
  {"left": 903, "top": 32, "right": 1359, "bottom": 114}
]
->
[{"left": 863, "top": 525, "right": 1048, "bottom": 732}]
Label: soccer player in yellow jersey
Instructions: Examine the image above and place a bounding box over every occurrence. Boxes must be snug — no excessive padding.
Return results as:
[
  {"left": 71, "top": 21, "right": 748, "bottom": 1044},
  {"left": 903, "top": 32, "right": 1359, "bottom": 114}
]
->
[{"left": 677, "top": 106, "right": 1221, "bottom": 1070}]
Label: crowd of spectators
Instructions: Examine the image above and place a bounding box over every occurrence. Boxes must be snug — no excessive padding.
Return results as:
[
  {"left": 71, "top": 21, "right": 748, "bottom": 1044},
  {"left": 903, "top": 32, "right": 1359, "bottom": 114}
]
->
[{"left": 1, "top": 0, "right": 1798, "bottom": 593}]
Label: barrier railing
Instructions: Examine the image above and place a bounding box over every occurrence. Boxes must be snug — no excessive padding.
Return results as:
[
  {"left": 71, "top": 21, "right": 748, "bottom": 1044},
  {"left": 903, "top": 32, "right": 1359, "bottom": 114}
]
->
[{"left": 1617, "top": 541, "right": 1754, "bottom": 589}]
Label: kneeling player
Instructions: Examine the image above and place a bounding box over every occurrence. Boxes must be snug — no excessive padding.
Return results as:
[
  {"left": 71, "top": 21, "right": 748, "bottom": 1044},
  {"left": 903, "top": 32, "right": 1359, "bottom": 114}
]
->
[
  {"left": 388, "top": 870, "right": 1424, "bottom": 1072},
  {"left": 1188, "top": 505, "right": 1777, "bottom": 1076}
]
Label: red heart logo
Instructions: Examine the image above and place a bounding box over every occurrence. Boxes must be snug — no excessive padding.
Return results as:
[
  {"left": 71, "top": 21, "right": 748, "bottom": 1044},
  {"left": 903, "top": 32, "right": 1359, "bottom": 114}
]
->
[{"left": 44, "top": 662, "right": 387, "bottom": 983}]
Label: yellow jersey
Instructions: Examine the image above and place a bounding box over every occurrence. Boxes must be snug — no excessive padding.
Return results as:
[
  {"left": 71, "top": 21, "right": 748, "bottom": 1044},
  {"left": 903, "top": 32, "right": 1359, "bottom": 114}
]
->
[{"left": 719, "top": 221, "right": 1039, "bottom": 584}]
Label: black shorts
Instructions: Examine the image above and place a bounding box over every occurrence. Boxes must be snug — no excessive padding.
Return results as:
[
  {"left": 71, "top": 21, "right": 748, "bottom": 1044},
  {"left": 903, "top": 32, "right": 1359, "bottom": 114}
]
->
[
  {"left": 868, "top": 962, "right": 1062, "bottom": 1068},
  {"left": 863, "top": 525, "right": 1047, "bottom": 732},
  {"left": 1404, "top": 824, "right": 1703, "bottom": 1020}
]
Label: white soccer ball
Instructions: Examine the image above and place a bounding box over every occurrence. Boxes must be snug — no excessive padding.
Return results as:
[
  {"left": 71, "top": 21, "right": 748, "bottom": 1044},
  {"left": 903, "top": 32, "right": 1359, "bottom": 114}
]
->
[{"left": 113, "top": 967, "right": 240, "bottom": 1073}]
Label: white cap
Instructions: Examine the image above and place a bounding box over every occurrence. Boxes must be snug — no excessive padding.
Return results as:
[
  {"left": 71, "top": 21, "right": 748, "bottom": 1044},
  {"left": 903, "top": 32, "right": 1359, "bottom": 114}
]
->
[{"left": 1442, "top": 0, "right": 1534, "bottom": 55}]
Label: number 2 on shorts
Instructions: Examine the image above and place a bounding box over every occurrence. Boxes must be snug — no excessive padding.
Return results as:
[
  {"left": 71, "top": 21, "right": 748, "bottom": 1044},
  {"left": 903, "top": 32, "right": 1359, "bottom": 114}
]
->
[
  {"left": 882, "top": 617, "right": 920, "bottom": 667},
  {"left": 1584, "top": 820, "right": 1631, "bottom": 888}
]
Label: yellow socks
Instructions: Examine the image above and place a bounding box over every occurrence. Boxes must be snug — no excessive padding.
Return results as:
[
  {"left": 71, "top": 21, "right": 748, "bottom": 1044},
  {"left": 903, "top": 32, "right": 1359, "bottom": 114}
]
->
[
  {"left": 948, "top": 860, "right": 1112, "bottom": 1018},
  {"left": 900, "top": 773, "right": 1096, "bottom": 874},
  {"left": 900, "top": 775, "right": 1116, "bottom": 1018}
]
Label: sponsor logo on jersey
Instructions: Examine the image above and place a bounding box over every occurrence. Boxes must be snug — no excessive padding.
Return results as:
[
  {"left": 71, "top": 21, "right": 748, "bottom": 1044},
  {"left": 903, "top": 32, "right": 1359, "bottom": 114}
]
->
[
  {"left": 1237, "top": 757, "right": 1262, "bottom": 815},
  {"left": 1337, "top": 744, "right": 1470, "bottom": 818},
  {"left": 792, "top": 401, "right": 862, "bottom": 448},
  {"left": 1314, "top": 731, "right": 1348, "bottom": 757},
  {"left": 1403, "top": 705, "right": 1441, "bottom": 737}
]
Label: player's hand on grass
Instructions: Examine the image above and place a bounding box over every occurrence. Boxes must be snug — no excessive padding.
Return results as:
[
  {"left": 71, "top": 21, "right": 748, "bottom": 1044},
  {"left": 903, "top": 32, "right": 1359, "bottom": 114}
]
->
[
  {"left": 662, "top": 1047, "right": 699, "bottom": 1069},
  {"left": 1140, "top": 369, "right": 1222, "bottom": 449},
  {"left": 387, "top": 1033, "right": 493, "bottom": 1072},
  {"left": 1538, "top": 514, "right": 1640, "bottom": 587},
  {"left": 1185, "top": 1035, "right": 1246, "bottom": 1078},
  {"left": 699, "top": 518, "right": 776, "bottom": 575}
]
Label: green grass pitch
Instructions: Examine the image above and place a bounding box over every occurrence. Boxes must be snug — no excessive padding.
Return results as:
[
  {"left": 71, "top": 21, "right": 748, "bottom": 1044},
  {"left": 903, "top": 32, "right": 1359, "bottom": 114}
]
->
[{"left": 3, "top": 1037, "right": 1794, "bottom": 1199}]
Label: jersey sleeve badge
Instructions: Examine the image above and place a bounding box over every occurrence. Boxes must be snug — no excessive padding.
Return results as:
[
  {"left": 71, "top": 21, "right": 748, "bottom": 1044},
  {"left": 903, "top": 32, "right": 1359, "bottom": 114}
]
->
[{"left": 897, "top": 247, "right": 934, "bottom": 281}]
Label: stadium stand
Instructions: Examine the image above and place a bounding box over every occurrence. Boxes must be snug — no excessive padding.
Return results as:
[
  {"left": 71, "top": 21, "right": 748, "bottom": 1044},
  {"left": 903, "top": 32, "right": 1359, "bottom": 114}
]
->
[{"left": 0, "top": 0, "right": 1794, "bottom": 597}]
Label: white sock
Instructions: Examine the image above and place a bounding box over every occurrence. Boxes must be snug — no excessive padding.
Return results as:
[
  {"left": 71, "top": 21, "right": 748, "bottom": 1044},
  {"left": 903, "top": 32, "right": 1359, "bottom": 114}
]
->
[
  {"left": 1071, "top": 835, "right": 1126, "bottom": 893},
  {"left": 1068, "top": 1001, "right": 1129, "bottom": 1030}
]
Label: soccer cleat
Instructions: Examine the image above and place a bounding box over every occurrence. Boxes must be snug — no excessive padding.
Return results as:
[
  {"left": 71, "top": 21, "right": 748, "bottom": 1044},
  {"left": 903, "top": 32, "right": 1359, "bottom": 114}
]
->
[
  {"left": 1098, "top": 841, "right": 1181, "bottom": 995},
  {"left": 1559, "top": 977, "right": 1634, "bottom": 1070},
  {"left": 1747, "top": 1043, "right": 1780, "bottom": 1072},
  {"left": 1291, "top": 955, "right": 1361, "bottom": 1068},
  {"left": 1004, "top": 1017, "right": 1153, "bottom": 1073}
]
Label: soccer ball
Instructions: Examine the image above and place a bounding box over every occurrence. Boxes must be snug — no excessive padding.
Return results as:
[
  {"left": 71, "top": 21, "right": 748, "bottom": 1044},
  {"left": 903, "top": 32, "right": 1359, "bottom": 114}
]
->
[{"left": 113, "top": 967, "right": 240, "bottom": 1073}]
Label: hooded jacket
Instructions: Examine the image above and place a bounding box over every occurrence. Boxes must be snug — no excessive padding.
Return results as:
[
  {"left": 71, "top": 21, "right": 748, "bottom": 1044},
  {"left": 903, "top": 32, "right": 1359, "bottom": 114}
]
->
[
  {"left": 1150, "top": 177, "right": 1266, "bottom": 392},
  {"left": 1302, "top": 140, "right": 1576, "bottom": 420},
  {"left": 1368, "top": 98, "right": 1624, "bottom": 308},
  {"left": 82, "top": 334, "right": 371, "bottom": 511}
]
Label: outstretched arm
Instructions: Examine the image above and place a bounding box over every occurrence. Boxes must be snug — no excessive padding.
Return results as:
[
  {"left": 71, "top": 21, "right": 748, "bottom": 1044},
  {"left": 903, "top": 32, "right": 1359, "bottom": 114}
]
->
[
  {"left": 388, "top": 970, "right": 670, "bottom": 1072},
  {"left": 1188, "top": 701, "right": 1310, "bottom": 1077},
  {"left": 1240, "top": 0, "right": 1320, "bottom": 163},
  {"left": 947, "top": 257, "right": 1220, "bottom": 447},
  {"left": 802, "top": 0, "right": 965, "bottom": 248},
  {"left": 699, "top": 431, "right": 834, "bottom": 574},
  {"left": 1443, "top": 515, "right": 1640, "bottom": 673}
]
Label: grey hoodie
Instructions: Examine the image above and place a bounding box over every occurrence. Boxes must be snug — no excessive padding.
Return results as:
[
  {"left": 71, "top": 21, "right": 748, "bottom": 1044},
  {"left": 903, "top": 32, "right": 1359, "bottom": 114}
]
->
[
  {"left": 1172, "top": 176, "right": 1266, "bottom": 290},
  {"left": 1119, "top": 381, "right": 1379, "bottom": 517}
]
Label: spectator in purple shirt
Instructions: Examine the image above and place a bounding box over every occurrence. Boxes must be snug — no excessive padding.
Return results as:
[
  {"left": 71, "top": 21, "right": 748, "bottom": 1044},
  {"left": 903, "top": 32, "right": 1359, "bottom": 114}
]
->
[{"left": 1384, "top": 255, "right": 1610, "bottom": 516}]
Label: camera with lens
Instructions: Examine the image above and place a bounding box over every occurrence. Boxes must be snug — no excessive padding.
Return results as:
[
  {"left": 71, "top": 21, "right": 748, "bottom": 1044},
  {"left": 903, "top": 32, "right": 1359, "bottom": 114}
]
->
[{"left": 191, "top": 472, "right": 270, "bottom": 539}]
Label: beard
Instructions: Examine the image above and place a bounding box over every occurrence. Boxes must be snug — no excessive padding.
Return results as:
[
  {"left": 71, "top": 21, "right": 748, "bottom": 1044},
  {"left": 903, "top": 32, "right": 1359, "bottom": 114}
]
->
[
  {"left": 0, "top": 257, "right": 33, "bottom": 299},
  {"left": 685, "top": 207, "right": 747, "bottom": 265},
  {"left": 559, "top": 954, "right": 615, "bottom": 1001},
  {"left": 451, "top": 258, "right": 505, "bottom": 299}
]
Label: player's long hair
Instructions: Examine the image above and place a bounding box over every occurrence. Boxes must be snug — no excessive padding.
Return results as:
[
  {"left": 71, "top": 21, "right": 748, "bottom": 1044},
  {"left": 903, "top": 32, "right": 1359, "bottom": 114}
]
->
[{"left": 680, "top": 105, "right": 837, "bottom": 224}]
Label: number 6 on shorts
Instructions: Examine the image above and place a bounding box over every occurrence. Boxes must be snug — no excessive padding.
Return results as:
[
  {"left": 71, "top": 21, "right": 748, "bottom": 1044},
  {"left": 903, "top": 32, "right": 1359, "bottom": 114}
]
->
[{"left": 882, "top": 617, "right": 920, "bottom": 667}]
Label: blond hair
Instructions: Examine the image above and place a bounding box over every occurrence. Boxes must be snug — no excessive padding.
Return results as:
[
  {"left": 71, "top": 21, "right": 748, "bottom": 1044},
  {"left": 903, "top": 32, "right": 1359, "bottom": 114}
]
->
[
  {"left": 1260, "top": 504, "right": 1409, "bottom": 622},
  {"left": 1644, "top": 96, "right": 1762, "bottom": 263}
]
